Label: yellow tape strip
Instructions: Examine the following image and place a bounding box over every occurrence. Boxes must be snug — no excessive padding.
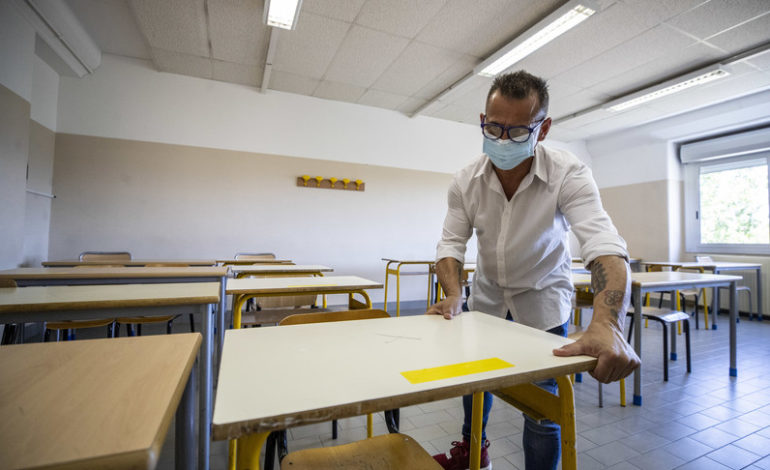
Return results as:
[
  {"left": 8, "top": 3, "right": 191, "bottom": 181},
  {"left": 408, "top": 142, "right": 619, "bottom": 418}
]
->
[
  {"left": 287, "top": 283, "right": 338, "bottom": 287},
  {"left": 401, "top": 358, "right": 514, "bottom": 384}
]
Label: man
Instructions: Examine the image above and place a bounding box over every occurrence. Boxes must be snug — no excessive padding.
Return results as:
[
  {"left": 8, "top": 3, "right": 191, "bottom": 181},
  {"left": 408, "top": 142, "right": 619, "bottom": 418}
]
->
[{"left": 429, "top": 70, "right": 640, "bottom": 470}]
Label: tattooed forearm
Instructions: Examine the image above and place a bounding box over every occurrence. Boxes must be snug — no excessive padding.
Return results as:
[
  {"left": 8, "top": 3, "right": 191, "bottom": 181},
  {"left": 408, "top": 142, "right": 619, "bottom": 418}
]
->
[
  {"left": 455, "top": 259, "right": 463, "bottom": 285},
  {"left": 591, "top": 261, "right": 608, "bottom": 294},
  {"left": 603, "top": 289, "right": 625, "bottom": 307}
]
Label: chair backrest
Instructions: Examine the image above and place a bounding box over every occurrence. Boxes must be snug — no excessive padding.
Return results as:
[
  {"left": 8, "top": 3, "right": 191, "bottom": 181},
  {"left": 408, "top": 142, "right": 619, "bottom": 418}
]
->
[
  {"left": 0, "top": 279, "right": 18, "bottom": 288},
  {"left": 234, "top": 253, "right": 276, "bottom": 261},
  {"left": 79, "top": 251, "right": 132, "bottom": 262},
  {"left": 695, "top": 255, "right": 714, "bottom": 263},
  {"left": 279, "top": 309, "right": 390, "bottom": 326},
  {"left": 646, "top": 265, "right": 664, "bottom": 272}
]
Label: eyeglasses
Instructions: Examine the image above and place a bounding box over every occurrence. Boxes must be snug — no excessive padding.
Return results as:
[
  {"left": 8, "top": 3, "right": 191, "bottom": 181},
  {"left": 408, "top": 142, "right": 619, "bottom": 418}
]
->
[{"left": 480, "top": 116, "right": 545, "bottom": 143}]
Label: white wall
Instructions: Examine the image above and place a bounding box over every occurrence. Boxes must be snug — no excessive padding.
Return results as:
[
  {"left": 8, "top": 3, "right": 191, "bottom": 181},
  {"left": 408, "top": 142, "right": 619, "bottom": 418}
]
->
[
  {"left": 57, "top": 54, "right": 483, "bottom": 175},
  {"left": 31, "top": 56, "right": 59, "bottom": 132}
]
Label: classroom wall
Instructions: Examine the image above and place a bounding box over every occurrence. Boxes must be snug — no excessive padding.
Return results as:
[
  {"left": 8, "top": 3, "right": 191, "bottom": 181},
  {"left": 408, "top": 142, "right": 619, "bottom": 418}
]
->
[
  {"left": 0, "top": 4, "right": 59, "bottom": 270},
  {"left": 49, "top": 133, "right": 461, "bottom": 304}
]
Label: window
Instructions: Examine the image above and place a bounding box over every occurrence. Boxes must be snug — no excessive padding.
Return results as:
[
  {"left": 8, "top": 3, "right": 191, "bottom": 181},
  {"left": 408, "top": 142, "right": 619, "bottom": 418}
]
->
[{"left": 683, "top": 131, "right": 770, "bottom": 254}]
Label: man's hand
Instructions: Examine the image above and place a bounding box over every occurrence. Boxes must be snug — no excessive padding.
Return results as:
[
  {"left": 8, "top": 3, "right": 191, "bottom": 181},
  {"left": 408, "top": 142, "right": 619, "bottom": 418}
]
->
[
  {"left": 426, "top": 295, "right": 464, "bottom": 320},
  {"left": 553, "top": 321, "right": 640, "bottom": 383}
]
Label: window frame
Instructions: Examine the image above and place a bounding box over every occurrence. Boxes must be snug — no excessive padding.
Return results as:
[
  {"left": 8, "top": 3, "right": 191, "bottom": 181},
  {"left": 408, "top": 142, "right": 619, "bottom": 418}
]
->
[{"left": 684, "top": 151, "right": 770, "bottom": 255}]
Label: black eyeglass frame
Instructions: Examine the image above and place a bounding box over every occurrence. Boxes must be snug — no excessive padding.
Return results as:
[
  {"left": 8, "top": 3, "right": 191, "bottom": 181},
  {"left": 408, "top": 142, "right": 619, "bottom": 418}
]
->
[{"left": 480, "top": 116, "right": 546, "bottom": 143}]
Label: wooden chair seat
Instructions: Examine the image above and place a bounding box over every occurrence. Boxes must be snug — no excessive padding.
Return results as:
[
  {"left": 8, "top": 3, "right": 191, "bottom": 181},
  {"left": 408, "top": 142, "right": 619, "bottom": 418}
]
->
[
  {"left": 240, "top": 307, "right": 330, "bottom": 326},
  {"left": 46, "top": 318, "right": 116, "bottom": 330},
  {"left": 280, "top": 433, "right": 441, "bottom": 470}
]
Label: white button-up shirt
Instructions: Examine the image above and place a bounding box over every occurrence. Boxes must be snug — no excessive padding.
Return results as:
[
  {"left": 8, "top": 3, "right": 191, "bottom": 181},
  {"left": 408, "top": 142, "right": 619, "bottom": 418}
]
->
[{"left": 436, "top": 145, "right": 628, "bottom": 331}]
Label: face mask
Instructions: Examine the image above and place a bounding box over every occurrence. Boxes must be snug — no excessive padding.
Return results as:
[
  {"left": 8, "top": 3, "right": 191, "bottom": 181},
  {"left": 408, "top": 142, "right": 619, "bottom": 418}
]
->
[{"left": 483, "top": 134, "right": 538, "bottom": 171}]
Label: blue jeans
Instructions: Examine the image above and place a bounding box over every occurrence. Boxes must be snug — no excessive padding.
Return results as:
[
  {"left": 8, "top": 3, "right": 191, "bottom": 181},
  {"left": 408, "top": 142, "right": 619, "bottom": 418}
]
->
[{"left": 461, "top": 311, "right": 568, "bottom": 470}]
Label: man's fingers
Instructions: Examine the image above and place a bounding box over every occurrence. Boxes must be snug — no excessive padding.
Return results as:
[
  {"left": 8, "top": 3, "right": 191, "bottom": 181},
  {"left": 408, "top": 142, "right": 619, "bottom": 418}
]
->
[{"left": 552, "top": 341, "right": 584, "bottom": 357}]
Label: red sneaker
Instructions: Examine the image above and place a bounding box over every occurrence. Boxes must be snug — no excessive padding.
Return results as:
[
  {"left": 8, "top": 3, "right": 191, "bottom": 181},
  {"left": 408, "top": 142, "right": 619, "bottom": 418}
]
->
[{"left": 432, "top": 439, "right": 491, "bottom": 470}]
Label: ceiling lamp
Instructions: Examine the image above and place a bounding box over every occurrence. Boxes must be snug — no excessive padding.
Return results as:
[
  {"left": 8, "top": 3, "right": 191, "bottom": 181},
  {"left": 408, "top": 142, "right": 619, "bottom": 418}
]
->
[
  {"left": 263, "top": 0, "right": 303, "bottom": 30},
  {"left": 605, "top": 66, "right": 731, "bottom": 112},
  {"left": 476, "top": 1, "right": 596, "bottom": 77}
]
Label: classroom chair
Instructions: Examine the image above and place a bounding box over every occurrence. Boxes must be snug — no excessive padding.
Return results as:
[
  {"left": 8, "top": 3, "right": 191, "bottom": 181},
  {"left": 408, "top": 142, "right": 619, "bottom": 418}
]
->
[
  {"left": 626, "top": 306, "right": 691, "bottom": 381},
  {"left": 116, "top": 262, "right": 192, "bottom": 335},
  {"left": 696, "top": 256, "right": 755, "bottom": 321},
  {"left": 230, "top": 309, "right": 402, "bottom": 470},
  {"left": 278, "top": 433, "right": 441, "bottom": 470}
]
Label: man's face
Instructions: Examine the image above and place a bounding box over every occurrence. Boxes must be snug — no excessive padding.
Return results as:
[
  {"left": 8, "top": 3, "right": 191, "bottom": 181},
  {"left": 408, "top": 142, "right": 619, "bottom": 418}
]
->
[{"left": 480, "top": 91, "right": 551, "bottom": 143}]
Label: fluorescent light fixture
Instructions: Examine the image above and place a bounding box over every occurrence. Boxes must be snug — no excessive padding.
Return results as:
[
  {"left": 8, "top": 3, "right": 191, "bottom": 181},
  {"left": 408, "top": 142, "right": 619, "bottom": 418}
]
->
[
  {"left": 477, "top": 2, "right": 595, "bottom": 77},
  {"left": 606, "top": 66, "right": 731, "bottom": 112},
  {"left": 263, "top": 0, "right": 303, "bottom": 30}
]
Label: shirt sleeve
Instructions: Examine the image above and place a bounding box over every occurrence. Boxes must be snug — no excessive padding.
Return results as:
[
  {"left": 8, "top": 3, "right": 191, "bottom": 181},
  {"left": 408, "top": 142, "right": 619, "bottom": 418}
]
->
[
  {"left": 436, "top": 179, "right": 472, "bottom": 264},
  {"left": 558, "top": 163, "right": 628, "bottom": 266}
]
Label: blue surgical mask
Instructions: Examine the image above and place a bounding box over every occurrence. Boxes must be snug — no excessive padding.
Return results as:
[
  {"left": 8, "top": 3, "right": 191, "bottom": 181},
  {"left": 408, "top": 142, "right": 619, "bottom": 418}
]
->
[{"left": 483, "top": 131, "right": 539, "bottom": 170}]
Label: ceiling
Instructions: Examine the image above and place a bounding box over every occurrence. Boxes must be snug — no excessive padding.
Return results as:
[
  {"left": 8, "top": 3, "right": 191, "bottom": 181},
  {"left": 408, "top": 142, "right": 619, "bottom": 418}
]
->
[{"left": 63, "top": 0, "right": 770, "bottom": 141}]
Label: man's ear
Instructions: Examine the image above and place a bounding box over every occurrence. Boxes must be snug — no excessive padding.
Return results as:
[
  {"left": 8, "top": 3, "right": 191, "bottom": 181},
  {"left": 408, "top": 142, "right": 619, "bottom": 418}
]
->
[
  {"left": 480, "top": 113, "right": 485, "bottom": 124},
  {"left": 538, "top": 117, "right": 552, "bottom": 141}
]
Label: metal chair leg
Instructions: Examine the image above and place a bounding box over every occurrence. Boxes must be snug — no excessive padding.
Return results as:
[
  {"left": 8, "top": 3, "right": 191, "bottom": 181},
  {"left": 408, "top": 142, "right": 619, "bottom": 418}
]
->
[
  {"left": 662, "top": 320, "right": 669, "bottom": 382},
  {"left": 684, "top": 319, "right": 691, "bottom": 373}
]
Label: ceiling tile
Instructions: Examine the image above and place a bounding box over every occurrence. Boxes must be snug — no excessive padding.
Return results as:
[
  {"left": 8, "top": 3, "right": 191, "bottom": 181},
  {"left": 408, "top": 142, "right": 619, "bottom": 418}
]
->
[
  {"left": 314, "top": 80, "right": 366, "bottom": 103},
  {"left": 703, "top": 12, "right": 770, "bottom": 56},
  {"left": 413, "top": 54, "right": 477, "bottom": 100},
  {"left": 554, "top": 108, "right": 614, "bottom": 130},
  {"left": 66, "top": 0, "right": 151, "bottom": 59},
  {"left": 397, "top": 96, "right": 428, "bottom": 115},
  {"left": 357, "top": 89, "right": 408, "bottom": 109},
  {"left": 416, "top": 0, "right": 561, "bottom": 59},
  {"left": 302, "top": 0, "right": 366, "bottom": 22},
  {"left": 429, "top": 104, "right": 480, "bottom": 125},
  {"left": 665, "top": 0, "right": 770, "bottom": 40},
  {"left": 212, "top": 60, "right": 262, "bottom": 87},
  {"left": 272, "top": 12, "right": 351, "bottom": 79},
  {"left": 545, "top": 78, "right": 584, "bottom": 100},
  {"left": 553, "top": 24, "right": 696, "bottom": 90},
  {"left": 152, "top": 47, "right": 212, "bottom": 79},
  {"left": 372, "top": 42, "right": 463, "bottom": 96},
  {"left": 269, "top": 70, "right": 320, "bottom": 95},
  {"left": 208, "top": 0, "right": 270, "bottom": 65},
  {"left": 130, "top": 0, "right": 209, "bottom": 56},
  {"left": 323, "top": 25, "right": 409, "bottom": 88},
  {"left": 355, "top": 0, "right": 446, "bottom": 38},
  {"left": 549, "top": 90, "right": 610, "bottom": 120}
]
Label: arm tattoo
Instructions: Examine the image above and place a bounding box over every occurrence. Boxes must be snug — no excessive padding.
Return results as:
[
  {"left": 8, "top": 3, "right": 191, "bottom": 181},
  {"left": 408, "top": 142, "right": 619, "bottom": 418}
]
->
[
  {"left": 603, "top": 290, "right": 625, "bottom": 307},
  {"left": 591, "top": 261, "right": 607, "bottom": 294},
  {"left": 455, "top": 259, "right": 463, "bottom": 286},
  {"left": 609, "top": 308, "right": 620, "bottom": 322}
]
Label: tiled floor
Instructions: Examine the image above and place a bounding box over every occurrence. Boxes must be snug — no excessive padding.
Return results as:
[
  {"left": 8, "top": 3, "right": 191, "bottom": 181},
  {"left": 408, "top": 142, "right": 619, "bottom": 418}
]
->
[{"left": 149, "top": 301, "right": 770, "bottom": 470}]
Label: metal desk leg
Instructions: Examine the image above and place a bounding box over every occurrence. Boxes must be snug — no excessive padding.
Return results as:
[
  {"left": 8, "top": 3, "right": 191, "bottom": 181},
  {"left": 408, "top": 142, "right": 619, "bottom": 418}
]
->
[
  {"left": 469, "top": 391, "right": 484, "bottom": 470},
  {"left": 176, "top": 360, "right": 197, "bottom": 470},
  {"left": 670, "top": 290, "right": 678, "bottom": 361},
  {"left": 217, "top": 276, "right": 227, "bottom": 380},
  {"left": 632, "top": 285, "right": 643, "bottom": 406},
  {"left": 199, "top": 304, "right": 213, "bottom": 470},
  {"left": 756, "top": 268, "right": 763, "bottom": 321},
  {"left": 729, "top": 281, "right": 738, "bottom": 377},
  {"left": 712, "top": 271, "right": 720, "bottom": 330}
]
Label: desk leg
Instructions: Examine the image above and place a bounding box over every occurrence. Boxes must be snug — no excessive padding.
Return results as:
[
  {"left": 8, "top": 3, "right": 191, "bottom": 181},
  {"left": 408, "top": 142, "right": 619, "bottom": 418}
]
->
[
  {"left": 176, "top": 361, "right": 197, "bottom": 470},
  {"left": 237, "top": 432, "right": 270, "bottom": 470},
  {"left": 712, "top": 273, "right": 720, "bottom": 330},
  {"left": 757, "top": 268, "right": 763, "bottom": 321},
  {"left": 217, "top": 276, "right": 227, "bottom": 381},
  {"left": 632, "top": 285, "right": 643, "bottom": 406},
  {"left": 199, "top": 304, "right": 213, "bottom": 470},
  {"left": 730, "top": 281, "right": 738, "bottom": 377},
  {"left": 555, "top": 376, "right": 577, "bottom": 470},
  {"left": 470, "top": 392, "right": 484, "bottom": 470}
]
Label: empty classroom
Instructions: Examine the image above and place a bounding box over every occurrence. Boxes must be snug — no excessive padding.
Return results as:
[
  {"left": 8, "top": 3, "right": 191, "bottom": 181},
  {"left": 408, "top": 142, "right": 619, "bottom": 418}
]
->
[{"left": 2, "top": 1, "right": 770, "bottom": 470}]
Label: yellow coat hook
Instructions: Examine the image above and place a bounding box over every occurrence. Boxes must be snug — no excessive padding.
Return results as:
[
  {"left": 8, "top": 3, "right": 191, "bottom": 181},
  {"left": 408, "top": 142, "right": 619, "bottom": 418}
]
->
[
  {"left": 301, "top": 175, "right": 310, "bottom": 186},
  {"left": 342, "top": 178, "right": 350, "bottom": 189},
  {"left": 355, "top": 179, "right": 363, "bottom": 190},
  {"left": 329, "top": 177, "right": 338, "bottom": 189}
]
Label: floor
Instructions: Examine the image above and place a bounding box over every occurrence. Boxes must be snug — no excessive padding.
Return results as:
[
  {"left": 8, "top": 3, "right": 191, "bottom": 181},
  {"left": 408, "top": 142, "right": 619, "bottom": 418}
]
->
[{"left": 141, "top": 300, "right": 770, "bottom": 470}]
